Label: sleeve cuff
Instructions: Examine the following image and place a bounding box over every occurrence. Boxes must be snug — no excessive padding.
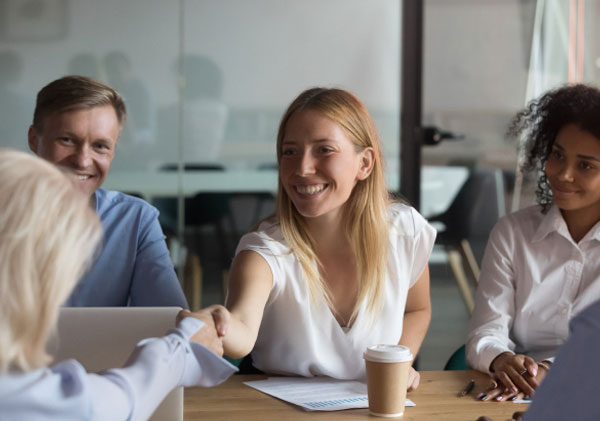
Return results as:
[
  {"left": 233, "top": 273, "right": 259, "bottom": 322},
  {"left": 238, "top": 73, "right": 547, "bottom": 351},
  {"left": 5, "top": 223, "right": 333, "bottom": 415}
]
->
[
  {"left": 467, "top": 341, "right": 513, "bottom": 374},
  {"left": 172, "top": 317, "right": 238, "bottom": 387}
]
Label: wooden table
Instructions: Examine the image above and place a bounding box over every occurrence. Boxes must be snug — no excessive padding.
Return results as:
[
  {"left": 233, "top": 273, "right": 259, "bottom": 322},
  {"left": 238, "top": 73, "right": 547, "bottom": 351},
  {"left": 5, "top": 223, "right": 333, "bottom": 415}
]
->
[{"left": 184, "top": 370, "right": 528, "bottom": 420}]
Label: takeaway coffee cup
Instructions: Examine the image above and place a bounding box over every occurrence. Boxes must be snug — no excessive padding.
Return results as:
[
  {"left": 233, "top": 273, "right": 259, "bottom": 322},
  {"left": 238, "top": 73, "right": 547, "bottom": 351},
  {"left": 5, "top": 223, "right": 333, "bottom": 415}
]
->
[{"left": 363, "top": 344, "right": 413, "bottom": 417}]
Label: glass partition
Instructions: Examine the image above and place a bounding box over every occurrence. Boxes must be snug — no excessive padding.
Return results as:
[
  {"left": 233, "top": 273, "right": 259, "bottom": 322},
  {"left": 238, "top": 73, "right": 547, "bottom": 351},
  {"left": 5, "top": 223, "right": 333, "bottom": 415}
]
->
[{"left": 0, "top": 0, "right": 401, "bottom": 306}]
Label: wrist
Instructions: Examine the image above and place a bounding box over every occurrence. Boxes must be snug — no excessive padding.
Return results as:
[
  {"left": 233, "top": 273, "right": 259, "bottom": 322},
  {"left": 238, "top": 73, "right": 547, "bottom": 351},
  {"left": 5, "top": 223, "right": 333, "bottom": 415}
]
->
[
  {"left": 490, "top": 351, "right": 514, "bottom": 372},
  {"left": 537, "top": 360, "right": 552, "bottom": 372}
]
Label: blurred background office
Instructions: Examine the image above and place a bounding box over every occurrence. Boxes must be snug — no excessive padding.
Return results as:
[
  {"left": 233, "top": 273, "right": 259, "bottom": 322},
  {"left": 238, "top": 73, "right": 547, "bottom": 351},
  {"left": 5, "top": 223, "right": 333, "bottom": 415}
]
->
[{"left": 0, "top": 0, "right": 598, "bottom": 368}]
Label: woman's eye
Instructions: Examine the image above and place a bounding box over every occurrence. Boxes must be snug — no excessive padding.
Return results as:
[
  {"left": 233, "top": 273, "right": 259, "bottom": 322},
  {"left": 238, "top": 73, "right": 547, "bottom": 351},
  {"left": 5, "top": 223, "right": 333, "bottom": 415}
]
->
[
  {"left": 281, "top": 149, "right": 295, "bottom": 156},
  {"left": 320, "top": 146, "right": 334, "bottom": 153},
  {"left": 579, "top": 161, "right": 594, "bottom": 170},
  {"left": 551, "top": 150, "right": 563, "bottom": 160}
]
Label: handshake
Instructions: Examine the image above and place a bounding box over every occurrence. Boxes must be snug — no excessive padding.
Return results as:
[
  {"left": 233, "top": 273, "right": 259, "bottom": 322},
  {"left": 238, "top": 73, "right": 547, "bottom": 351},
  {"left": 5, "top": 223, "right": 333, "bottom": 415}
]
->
[{"left": 177, "top": 305, "right": 230, "bottom": 357}]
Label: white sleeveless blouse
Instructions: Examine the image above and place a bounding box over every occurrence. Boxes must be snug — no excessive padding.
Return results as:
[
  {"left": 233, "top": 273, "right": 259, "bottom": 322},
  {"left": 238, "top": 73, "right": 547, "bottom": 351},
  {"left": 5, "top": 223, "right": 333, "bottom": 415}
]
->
[{"left": 235, "top": 203, "right": 436, "bottom": 380}]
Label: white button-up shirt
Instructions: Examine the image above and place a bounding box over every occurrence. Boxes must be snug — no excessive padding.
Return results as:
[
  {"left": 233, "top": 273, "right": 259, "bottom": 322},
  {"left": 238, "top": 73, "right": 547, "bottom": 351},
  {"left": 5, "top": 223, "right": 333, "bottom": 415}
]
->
[{"left": 466, "top": 204, "right": 600, "bottom": 374}]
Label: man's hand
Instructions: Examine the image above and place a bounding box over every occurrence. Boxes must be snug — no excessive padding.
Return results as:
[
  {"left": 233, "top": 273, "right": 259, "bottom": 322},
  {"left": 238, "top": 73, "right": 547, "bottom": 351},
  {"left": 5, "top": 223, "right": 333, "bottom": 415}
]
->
[{"left": 178, "top": 309, "right": 224, "bottom": 356}]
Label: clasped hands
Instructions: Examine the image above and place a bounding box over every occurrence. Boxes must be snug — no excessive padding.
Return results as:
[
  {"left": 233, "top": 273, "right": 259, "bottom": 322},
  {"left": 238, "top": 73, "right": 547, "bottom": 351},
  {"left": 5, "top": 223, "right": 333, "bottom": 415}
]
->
[
  {"left": 479, "top": 352, "right": 550, "bottom": 402},
  {"left": 177, "top": 305, "right": 230, "bottom": 357}
]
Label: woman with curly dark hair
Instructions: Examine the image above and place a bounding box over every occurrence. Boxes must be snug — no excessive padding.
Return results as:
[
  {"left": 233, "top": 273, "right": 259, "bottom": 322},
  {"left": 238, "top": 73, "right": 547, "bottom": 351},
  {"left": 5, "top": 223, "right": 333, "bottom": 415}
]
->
[{"left": 466, "top": 84, "right": 600, "bottom": 402}]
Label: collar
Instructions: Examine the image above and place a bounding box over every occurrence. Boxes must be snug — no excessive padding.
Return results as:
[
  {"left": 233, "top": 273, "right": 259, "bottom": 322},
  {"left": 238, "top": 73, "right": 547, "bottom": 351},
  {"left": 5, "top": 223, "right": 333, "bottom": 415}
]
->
[
  {"left": 532, "top": 203, "right": 600, "bottom": 244},
  {"left": 532, "top": 204, "right": 571, "bottom": 243}
]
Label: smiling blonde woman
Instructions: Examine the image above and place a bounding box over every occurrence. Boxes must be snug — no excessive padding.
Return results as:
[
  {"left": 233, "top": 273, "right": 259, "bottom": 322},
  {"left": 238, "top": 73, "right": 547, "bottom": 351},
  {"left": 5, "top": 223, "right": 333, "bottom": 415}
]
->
[{"left": 206, "top": 88, "right": 435, "bottom": 391}]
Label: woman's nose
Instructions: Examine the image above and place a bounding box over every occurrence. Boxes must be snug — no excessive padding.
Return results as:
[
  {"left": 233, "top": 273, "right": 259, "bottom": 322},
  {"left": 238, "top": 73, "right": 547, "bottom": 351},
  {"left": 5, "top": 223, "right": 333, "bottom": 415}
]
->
[
  {"left": 297, "top": 152, "right": 316, "bottom": 176},
  {"left": 557, "top": 163, "right": 575, "bottom": 182}
]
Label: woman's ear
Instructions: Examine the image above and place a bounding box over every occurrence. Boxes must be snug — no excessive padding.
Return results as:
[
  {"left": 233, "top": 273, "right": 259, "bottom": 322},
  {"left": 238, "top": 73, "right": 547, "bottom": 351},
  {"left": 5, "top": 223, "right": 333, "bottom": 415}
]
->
[{"left": 357, "top": 147, "right": 375, "bottom": 181}]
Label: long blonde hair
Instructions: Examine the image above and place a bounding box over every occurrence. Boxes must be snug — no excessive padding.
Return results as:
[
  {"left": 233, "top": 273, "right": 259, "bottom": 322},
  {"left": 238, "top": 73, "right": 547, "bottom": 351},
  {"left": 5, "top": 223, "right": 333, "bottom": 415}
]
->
[
  {"left": 275, "top": 88, "right": 390, "bottom": 324},
  {"left": 0, "top": 149, "right": 102, "bottom": 373}
]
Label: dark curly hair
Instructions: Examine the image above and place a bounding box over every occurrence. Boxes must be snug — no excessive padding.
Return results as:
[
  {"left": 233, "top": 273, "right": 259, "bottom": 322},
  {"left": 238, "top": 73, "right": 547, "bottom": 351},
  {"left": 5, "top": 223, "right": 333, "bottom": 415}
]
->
[{"left": 507, "top": 84, "right": 600, "bottom": 209}]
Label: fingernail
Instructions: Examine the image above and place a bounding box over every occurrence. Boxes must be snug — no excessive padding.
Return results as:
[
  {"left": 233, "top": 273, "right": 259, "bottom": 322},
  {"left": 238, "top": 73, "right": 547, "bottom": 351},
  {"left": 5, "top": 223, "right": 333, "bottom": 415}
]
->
[
  {"left": 495, "top": 396, "right": 503, "bottom": 401},
  {"left": 479, "top": 394, "right": 488, "bottom": 401},
  {"left": 511, "top": 396, "right": 518, "bottom": 401},
  {"left": 532, "top": 368, "right": 537, "bottom": 376},
  {"left": 476, "top": 393, "right": 485, "bottom": 399}
]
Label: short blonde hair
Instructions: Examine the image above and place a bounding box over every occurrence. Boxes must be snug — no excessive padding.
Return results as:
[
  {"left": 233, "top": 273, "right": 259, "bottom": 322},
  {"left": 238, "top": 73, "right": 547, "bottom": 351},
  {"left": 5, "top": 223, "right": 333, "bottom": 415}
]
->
[
  {"left": 275, "top": 88, "right": 390, "bottom": 324},
  {"left": 0, "top": 148, "right": 102, "bottom": 373}
]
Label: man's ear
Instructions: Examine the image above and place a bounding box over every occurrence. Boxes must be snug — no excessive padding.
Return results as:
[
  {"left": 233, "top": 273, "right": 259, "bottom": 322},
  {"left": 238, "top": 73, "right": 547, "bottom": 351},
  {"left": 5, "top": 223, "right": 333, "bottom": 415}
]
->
[
  {"left": 357, "top": 147, "right": 375, "bottom": 181},
  {"left": 28, "top": 125, "right": 39, "bottom": 154}
]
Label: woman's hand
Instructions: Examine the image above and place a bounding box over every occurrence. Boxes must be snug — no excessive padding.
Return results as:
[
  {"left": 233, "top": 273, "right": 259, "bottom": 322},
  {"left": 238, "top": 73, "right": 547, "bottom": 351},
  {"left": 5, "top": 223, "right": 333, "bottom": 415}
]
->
[
  {"left": 478, "top": 352, "right": 550, "bottom": 401},
  {"left": 178, "top": 308, "right": 224, "bottom": 356},
  {"left": 407, "top": 366, "right": 420, "bottom": 392}
]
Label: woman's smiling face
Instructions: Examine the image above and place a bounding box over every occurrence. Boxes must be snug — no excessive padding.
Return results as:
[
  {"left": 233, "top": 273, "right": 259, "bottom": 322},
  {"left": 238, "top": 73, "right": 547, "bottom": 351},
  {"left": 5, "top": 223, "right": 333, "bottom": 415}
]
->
[
  {"left": 545, "top": 123, "right": 600, "bottom": 215},
  {"left": 279, "top": 109, "right": 373, "bottom": 223}
]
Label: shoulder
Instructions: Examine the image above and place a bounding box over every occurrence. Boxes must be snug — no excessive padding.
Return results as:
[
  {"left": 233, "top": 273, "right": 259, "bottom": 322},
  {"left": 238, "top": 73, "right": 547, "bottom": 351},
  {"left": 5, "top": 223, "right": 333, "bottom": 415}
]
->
[
  {"left": 491, "top": 204, "right": 543, "bottom": 238},
  {"left": 96, "top": 188, "right": 158, "bottom": 219},
  {"left": 388, "top": 202, "right": 433, "bottom": 238},
  {"left": 236, "top": 218, "right": 288, "bottom": 254}
]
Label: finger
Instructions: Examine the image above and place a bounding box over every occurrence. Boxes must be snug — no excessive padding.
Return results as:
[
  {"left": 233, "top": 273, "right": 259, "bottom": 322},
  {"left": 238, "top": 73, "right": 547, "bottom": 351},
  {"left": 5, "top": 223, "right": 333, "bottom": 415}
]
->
[
  {"left": 496, "top": 370, "right": 519, "bottom": 395},
  {"left": 494, "top": 387, "right": 516, "bottom": 402},
  {"left": 503, "top": 365, "right": 536, "bottom": 396},
  {"left": 476, "top": 380, "right": 498, "bottom": 400},
  {"left": 479, "top": 385, "right": 503, "bottom": 401},
  {"left": 507, "top": 368, "right": 535, "bottom": 397},
  {"left": 523, "top": 356, "right": 538, "bottom": 377},
  {"left": 510, "top": 391, "right": 525, "bottom": 402},
  {"left": 210, "top": 306, "right": 230, "bottom": 336},
  {"left": 407, "top": 370, "right": 420, "bottom": 392},
  {"left": 176, "top": 309, "right": 191, "bottom": 324}
]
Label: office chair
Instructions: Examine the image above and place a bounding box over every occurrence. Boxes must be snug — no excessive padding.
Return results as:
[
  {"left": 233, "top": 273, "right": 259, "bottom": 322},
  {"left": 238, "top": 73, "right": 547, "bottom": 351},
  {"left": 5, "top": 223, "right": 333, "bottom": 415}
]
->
[
  {"left": 154, "top": 164, "right": 236, "bottom": 310},
  {"left": 428, "top": 167, "right": 505, "bottom": 314}
]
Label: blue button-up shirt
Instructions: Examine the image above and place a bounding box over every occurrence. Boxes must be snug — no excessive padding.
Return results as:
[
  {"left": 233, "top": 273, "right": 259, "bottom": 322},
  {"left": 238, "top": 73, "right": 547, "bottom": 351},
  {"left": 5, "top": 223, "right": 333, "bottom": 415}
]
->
[{"left": 66, "top": 188, "right": 188, "bottom": 307}]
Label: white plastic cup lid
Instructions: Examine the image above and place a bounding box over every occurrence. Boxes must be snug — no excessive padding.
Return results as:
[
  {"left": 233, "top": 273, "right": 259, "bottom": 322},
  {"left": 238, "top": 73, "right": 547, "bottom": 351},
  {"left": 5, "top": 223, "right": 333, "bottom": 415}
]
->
[{"left": 363, "top": 344, "right": 413, "bottom": 363}]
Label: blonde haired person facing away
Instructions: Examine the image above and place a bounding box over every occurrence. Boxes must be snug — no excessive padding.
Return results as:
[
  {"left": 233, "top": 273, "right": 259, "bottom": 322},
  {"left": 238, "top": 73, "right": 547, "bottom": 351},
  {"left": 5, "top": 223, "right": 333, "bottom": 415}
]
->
[
  {"left": 0, "top": 149, "right": 236, "bottom": 420},
  {"left": 206, "top": 88, "right": 435, "bottom": 390}
]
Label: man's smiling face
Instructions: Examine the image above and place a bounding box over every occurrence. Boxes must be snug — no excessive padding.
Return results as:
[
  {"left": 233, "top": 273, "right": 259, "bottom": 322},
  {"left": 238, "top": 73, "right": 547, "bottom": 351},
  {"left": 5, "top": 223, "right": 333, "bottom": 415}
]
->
[{"left": 28, "top": 105, "right": 120, "bottom": 197}]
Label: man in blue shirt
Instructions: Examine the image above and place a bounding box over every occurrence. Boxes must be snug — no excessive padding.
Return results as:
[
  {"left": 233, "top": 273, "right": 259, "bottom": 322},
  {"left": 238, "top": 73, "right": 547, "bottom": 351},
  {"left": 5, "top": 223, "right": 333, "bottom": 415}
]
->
[{"left": 27, "top": 75, "right": 188, "bottom": 307}]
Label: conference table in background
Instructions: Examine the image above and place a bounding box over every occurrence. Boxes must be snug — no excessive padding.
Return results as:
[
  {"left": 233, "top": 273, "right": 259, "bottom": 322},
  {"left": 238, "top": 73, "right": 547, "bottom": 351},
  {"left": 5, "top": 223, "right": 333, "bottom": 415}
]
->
[
  {"left": 103, "top": 166, "right": 469, "bottom": 219},
  {"left": 184, "top": 370, "right": 528, "bottom": 420}
]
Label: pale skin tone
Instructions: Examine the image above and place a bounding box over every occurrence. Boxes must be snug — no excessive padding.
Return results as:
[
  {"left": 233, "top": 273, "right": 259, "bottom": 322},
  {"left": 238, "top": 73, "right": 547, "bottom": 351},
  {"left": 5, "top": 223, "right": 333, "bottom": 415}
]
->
[
  {"left": 481, "top": 124, "right": 600, "bottom": 402},
  {"left": 177, "top": 309, "right": 225, "bottom": 357},
  {"left": 206, "top": 109, "right": 431, "bottom": 391},
  {"left": 28, "top": 106, "right": 120, "bottom": 198}
]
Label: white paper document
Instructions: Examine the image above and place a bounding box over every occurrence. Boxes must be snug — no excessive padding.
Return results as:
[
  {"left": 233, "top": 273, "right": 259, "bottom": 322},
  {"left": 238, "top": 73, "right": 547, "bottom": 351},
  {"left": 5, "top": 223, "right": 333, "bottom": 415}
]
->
[{"left": 244, "top": 376, "right": 416, "bottom": 411}]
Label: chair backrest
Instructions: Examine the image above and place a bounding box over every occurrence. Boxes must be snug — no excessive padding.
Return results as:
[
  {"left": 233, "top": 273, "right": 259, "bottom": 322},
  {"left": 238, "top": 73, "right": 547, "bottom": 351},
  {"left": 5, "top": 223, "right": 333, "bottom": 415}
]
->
[{"left": 435, "top": 168, "right": 505, "bottom": 241}]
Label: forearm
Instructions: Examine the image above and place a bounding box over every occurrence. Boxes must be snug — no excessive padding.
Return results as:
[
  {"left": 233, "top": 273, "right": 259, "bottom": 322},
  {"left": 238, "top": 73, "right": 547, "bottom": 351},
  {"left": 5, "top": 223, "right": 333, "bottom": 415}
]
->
[
  {"left": 222, "top": 313, "right": 261, "bottom": 359},
  {"left": 398, "top": 307, "right": 431, "bottom": 360}
]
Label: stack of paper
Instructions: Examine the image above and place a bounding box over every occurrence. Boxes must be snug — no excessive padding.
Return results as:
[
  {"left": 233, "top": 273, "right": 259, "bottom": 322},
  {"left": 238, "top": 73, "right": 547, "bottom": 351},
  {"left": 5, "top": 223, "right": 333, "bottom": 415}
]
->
[{"left": 244, "top": 377, "right": 415, "bottom": 412}]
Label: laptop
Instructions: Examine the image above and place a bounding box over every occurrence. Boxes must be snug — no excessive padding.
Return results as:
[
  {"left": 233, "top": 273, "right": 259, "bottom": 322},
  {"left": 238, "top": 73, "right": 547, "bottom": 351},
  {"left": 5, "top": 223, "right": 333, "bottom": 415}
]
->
[{"left": 48, "top": 307, "right": 183, "bottom": 421}]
